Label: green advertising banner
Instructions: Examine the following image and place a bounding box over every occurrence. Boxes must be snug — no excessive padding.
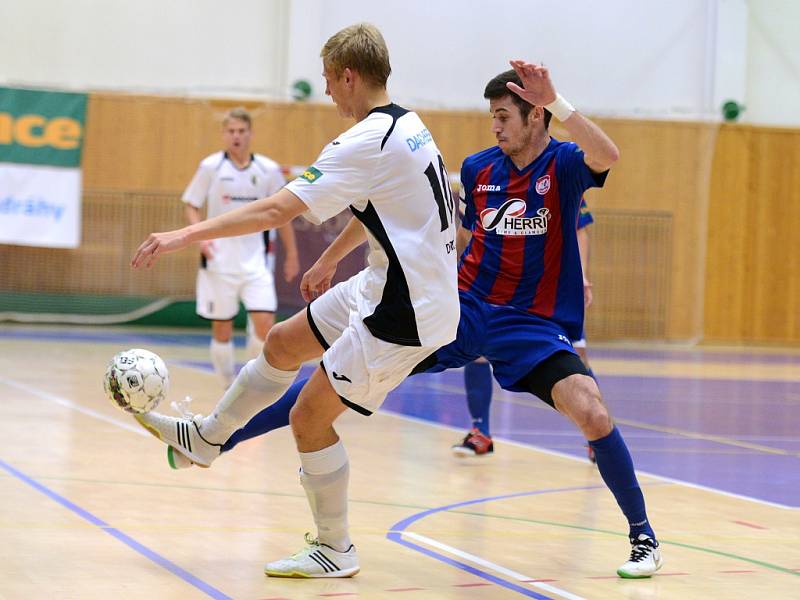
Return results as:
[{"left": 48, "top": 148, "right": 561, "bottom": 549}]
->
[
  {"left": 0, "top": 87, "right": 88, "bottom": 168},
  {"left": 1, "top": 86, "right": 88, "bottom": 248}
]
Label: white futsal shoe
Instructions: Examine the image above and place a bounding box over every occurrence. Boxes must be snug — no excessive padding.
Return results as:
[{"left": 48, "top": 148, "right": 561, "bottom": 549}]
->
[
  {"left": 617, "top": 534, "right": 663, "bottom": 578},
  {"left": 264, "top": 533, "right": 360, "bottom": 578},
  {"left": 133, "top": 410, "right": 222, "bottom": 468}
]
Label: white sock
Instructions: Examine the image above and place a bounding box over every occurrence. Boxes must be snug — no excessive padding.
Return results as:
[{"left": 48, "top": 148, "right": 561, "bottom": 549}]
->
[
  {"left": 246, "top": 334, "right": 265, "bottom": 360},
  {"left": 202, "top": 353, "right": 298, "bottom": 443},
  {"left": 209, "top": 339, "right": 235, "bottom": 388},
  {"left": 300, "top": 440, "right": 352, "bottom": 552}
]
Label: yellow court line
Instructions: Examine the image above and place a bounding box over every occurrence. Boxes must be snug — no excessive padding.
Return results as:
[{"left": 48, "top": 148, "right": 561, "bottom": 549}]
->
[{"left": 591, "top": 358, "right": 800, "bottom": 382}]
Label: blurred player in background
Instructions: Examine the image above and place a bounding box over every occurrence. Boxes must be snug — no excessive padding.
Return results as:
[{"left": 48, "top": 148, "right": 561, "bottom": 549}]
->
[
  {"left": 451, "top": 197, "right": 597, "bottom": 460},
  {"left": 183, "top": 107, "right": 299, "bottom": 387}
]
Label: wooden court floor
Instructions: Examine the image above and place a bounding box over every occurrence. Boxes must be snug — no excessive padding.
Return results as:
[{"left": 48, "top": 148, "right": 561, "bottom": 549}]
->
[{"left": 1, "top": 324, "right": 798, "bottom": 599}]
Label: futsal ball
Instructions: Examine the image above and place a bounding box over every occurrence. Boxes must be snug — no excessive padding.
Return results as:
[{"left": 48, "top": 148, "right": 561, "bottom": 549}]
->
[{"left": 103, "top": 348, "right": 169, "bottom": 414}]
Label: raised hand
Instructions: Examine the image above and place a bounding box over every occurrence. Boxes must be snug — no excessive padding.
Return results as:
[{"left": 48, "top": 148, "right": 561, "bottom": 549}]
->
[
  {"left": 131, "top": 228, "right": 191, "bottom": 269},
  {"left": 506, "top": 59, "right": 557, "bottom": 107}
]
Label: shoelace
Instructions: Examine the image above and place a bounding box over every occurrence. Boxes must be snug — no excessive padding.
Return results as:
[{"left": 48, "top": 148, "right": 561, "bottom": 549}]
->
[
  {"left": 627, "top": 541, "right": 653, "bottom": 563},
  {"left": 171, "top": 395, "right": 195, "bottom": 419},
  {"left": 290, "top": 532, "right": 321, "bottom": 559}
]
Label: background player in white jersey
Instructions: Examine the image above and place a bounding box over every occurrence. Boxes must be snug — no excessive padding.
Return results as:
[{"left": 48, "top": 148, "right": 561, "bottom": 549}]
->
[
  {"left": 130, "top": 23, "right": 459, "bottom": 578},
  {"left": 183, "top": 107, "right": 299, "bottom": 387}
]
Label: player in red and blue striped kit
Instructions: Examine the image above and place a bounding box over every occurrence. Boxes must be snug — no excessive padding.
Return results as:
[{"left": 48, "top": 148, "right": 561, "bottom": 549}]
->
[{"left": 167, "top": 60, "right": 663, "bottom": 579}]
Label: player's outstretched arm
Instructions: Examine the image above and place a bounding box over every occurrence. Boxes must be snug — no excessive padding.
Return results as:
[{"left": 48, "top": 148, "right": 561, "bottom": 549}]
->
[
  {"left": 507, "top": 59, "right": 619, "bottom": 173},
  {"left": 132, "top": 188, "right": 308, "bottom": 269},
  {"left": 300, "top": 218, "right": 367, "bottom": 302}
]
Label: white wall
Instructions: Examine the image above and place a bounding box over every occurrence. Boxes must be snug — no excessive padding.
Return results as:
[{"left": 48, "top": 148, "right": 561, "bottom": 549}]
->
[
  {"left": 1, "top": 0, "right": 798, "bottom": 125},
  {"left": 745, "top": 0, "right": 800, "bottom": 126},
  {"left": 287, "top": 0, "right": 717, "bottom": 118},
  {"left": 0, "top": 0, "right": 290, "bottom": 97}
]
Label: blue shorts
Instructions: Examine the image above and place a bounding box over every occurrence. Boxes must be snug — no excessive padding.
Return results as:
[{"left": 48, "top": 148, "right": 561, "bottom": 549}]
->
[{"left": 424, "top": 291, "right": 579, "bottom": 393}]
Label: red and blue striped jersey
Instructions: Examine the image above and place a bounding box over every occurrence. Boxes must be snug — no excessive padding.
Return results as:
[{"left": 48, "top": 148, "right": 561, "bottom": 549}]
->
[{"left": 458, "top": 139, "right": 606, "bottom": 339}]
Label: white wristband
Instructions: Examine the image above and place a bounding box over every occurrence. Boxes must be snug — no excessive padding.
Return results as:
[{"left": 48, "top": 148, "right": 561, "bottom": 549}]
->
[{"left": 545, "top": 93, "right": 575, "bottom": 121}]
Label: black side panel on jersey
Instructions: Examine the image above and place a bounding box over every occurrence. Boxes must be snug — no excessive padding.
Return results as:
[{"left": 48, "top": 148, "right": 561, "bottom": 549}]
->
[
  {"left": 368, "top": 103, "right": 410, "bottom": 150},
  {"left": 350, "top": 201, "right": 421, "bottom": 347},
  {"left": 262, "top": 230, "right": 271, "bottom": 254}
]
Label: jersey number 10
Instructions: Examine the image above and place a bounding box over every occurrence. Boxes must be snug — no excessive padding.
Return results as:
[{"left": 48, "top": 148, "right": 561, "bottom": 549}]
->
[{"left": 424, "top": 155, "right": 455, "bottom": 232}]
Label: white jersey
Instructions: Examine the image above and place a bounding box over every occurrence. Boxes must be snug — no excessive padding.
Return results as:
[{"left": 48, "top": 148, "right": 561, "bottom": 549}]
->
[
  {"left": 182, "top": 151, "right": 285, "bottom": 275},
  {"left": 286, "top": 104, "right": 459, "bottom": 348}
]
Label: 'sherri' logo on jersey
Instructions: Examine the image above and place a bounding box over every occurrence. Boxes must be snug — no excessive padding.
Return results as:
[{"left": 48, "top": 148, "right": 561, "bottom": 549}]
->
[
  {"left": 535, "top": 175, "right": 551, "bottom": 195},
  {"left": 479, "top": 200, "right": 550, "bottom": 236}
]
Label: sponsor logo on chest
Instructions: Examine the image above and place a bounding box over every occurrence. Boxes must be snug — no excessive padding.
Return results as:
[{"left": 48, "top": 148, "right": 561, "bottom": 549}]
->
[{"left": 479, "top": 199, "right": 550, "bottom": 236}]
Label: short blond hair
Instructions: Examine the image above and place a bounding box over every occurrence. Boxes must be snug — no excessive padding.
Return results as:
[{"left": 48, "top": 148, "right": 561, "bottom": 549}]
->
[
  {"left": 321, "top": 23, "right": 391, "bottom": 88},
  {"left": 222, "top": 107, "right": 252, "bottom": 129}
]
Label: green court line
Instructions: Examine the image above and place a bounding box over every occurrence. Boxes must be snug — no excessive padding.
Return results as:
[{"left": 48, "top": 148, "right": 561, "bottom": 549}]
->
[{"left": 32, "top": 474, "right": 799, "bottom": 577}]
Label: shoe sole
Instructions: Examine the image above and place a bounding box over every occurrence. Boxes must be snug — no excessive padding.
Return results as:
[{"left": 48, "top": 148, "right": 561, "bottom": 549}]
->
[
  {"left": 617, "top": 569, "right": 657, "bottom": 579},
  {"left": 451, "top": 448, "right": 494, "bottom": 458},
  {"left": 167, "top": 446, "right": 196, "bottom": 470},
  {"left": 264, "top": 567, "right": 360, "bottom": 578},
  {"left": 134, "top": 415, "right": 209, "bottom": 469},
  {"left": 617, "top": 557, "right": 663, "bottom": 579}
]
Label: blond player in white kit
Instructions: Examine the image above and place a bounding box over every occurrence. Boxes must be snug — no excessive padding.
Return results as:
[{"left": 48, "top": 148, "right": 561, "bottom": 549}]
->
[
  {"left": 131, "top": 23, "right": 459, "bottom": 578},
  {"left": 183, "top": 108, "right": 299, "bottom": 387}
]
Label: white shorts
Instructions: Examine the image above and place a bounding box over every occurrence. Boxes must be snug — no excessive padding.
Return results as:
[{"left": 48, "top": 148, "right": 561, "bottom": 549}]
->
[
  {"left": 196, "top": 269, "right": 276, "bottom": 320},
  {"left": 308, "top": 274, "right": 435, "bottom": 415}
]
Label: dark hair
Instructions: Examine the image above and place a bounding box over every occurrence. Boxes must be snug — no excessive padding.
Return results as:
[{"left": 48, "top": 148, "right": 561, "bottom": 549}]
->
[{"left": 483, "top": 69, "right": 552, "bottom": 128}]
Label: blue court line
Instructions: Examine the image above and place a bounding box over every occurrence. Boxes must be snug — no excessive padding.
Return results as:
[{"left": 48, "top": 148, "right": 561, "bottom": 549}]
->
[
  {"left": 0, "top": 459, "right": 233, "bottom": 600},
  {"left": 0, "top": 329, "right": 247, "bottom": 347},
  {"left": 4, "top": 327, "right": 799, "bottom": 364},
  {"left": 387, "top": 484, "right": 607, "bottom": 599}
]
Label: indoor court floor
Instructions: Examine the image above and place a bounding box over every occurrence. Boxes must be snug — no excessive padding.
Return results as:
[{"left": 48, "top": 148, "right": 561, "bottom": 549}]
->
[{"left": 1, "top": 324, "right": 798, "bottom": 599}]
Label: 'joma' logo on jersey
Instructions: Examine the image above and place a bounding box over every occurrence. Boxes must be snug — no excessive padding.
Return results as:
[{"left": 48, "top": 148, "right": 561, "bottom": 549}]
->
[
  {"left": 476, "top": 184, "right": 501, "bottom": 192},
  {"left": 479, "top": 199, "right": 550, "bottom": 236}
]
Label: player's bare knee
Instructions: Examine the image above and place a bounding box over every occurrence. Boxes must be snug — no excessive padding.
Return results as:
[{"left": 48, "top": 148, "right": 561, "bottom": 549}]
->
[
  {"left": 580, "top": 389, "right": 612, "bottom": 438},
  {"left": 264, "top": 323, "right": 297, "bottom": 368},
  {"left": 289, "top": 402, "right": 308, "bottom": 433},
  {"left": 555, "top": 375, "right": 611, "bottom": 437}
]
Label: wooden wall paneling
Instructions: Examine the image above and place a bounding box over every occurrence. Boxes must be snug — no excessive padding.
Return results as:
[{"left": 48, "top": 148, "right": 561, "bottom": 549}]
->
[
  {"left": 704, "top": 125, "right": 800, "bottom": 344},
  {"left": 746, "top": 129, "right": 800, "bottom": 341},
  {"left": 703, "top": 125, "right": 752, "bottom": 341},
  {"left": 7, "top": 90, "right": 798, "bottom": 343}
]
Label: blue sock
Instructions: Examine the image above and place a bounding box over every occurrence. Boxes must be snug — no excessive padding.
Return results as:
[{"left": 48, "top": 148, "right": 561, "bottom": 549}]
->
[
  {"left": 588, "top": 426, "right": 655, "bottom": 541},
  {"left": 221, "top": 377, "right": 308, "bottom": 453},
  {"left": 464, "top": 361, "right": 492, "bottom": 436}
]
